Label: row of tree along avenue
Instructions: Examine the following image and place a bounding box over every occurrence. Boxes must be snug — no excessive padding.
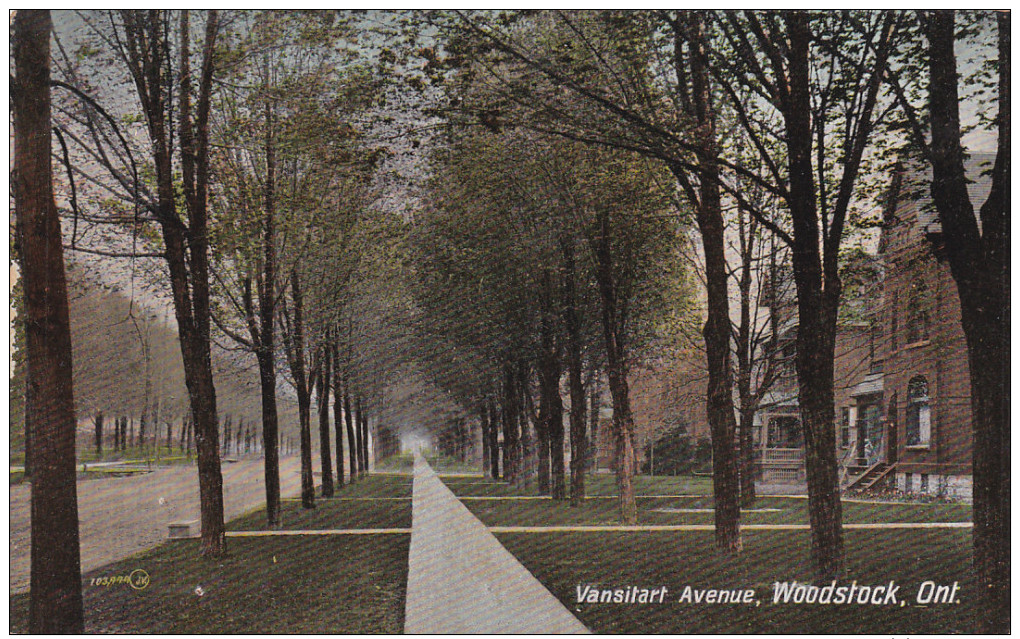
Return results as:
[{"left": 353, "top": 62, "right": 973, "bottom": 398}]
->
[{"left": 11, "top": 10, "right": 1007, "bottom": 633}]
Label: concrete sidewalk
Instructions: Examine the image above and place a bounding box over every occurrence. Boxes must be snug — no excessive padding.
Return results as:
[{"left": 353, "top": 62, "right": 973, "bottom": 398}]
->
[{"left": 403, "top": 453, "right": 589, "bottom": 634}]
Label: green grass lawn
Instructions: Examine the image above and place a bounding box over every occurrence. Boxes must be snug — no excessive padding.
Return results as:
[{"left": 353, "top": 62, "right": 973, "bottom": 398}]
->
[
  {"left": 11, "top": 466, "right": 978, "bottom": 634},
  {"left": 77, "top": 445, "right": 195, "bottom": 465},
  {"left": 423, "top": 454, "right": 482, "bottom": 475},
  {"left": 441, "top": 474, "right": 715, "bottom": 498},
  {"left": 340, "top": 474, "right": 413, "bottom": 498},
  {"left": 459, "top": 495, "right": 972, "bottom": 527},
  {"left": 451, "top": 474, "right": 978, "bottom": 632},
  {"left": 10, "top": 535, "right": 409, "bottom": 633},
  {"left": 11, "top": 448, "right": 197, "bottom": 484},
  {"left": 374, "top": 452, "right": 414, "bottom": 471},
  {"left": 230, "top": 474, "right": 413, "bottom": 530},
  {"left": 10, "top": 472, "right": 412, "bottom": 633},
  {"left": 230, "top": 498, "right": 411, "bottom": 530},
  {"left": 442, "top": 474, "right": 971, "bottom": 527},
  {"left": 497, "top": 529, "right": 978, "bottom": 633}
]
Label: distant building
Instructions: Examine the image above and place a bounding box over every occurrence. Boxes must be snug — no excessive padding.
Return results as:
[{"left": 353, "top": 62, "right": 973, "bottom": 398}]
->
[{"left": 592, "top": 355, "right": 711, "bottom": 473}]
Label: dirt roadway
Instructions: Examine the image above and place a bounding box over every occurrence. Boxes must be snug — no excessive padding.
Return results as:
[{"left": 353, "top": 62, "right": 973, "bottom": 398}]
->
[{"left": 10, "top": 455, "right": 307, "bottom": 593}]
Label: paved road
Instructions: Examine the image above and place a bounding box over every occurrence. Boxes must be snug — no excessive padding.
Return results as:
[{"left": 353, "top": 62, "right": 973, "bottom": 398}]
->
[
  {"left": 403, "top": 453, "right": 589, "bottom": 634},
  {"left": 9, "top": 455, "right": 305, "bottom": 593}
]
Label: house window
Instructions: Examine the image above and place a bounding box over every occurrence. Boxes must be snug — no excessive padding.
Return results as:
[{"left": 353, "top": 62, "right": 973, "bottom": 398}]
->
[
  {"left": 767, "top": 416, "right": 803, "bottom": 448},
  {"left": 869, "top": 323, "right": 884, "bottom": 373},
  {"left": 906, "top": 281, "right": 930, "bottom": 344},
  {"left": 840, "top": 407, "right": 850, "bottom": 448},
  {"left": 905, "top": 376, "right": 931, "bottom": 447}
]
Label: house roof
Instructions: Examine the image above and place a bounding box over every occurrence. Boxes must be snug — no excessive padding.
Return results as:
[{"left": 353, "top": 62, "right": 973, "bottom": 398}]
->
[
  {"left": 759, "top": 390, "right": 798, "bottom": 409},
  {"left": 907, "top": 154, "right": 995, "bottom": 234}
]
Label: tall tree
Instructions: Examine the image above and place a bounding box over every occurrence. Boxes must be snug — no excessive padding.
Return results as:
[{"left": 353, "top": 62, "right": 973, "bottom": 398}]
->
[
  {"left": 331, "top": 341, "right": 346, "bottom": 486},
  {"left": 710, "top": 9, "right": 899, "bottom": 575},
  {"left": 673, "top": 11, "right": 741, "bottom": 548},
  {"left": 14, "top": 9, "right": 85, "bottom": 632},
  {"left": 280, "top": 269, "right": 316, "bottom": 509},
  {"left": 66, "top": 9, "right": 229, "bottom": 554},
  {"left": 316, "top": 344, "right": 335, "bottom": 496},
  {"left": 343, "top": 371, "right": 358, "bottom": 481},
  {"left": 731, "top": 212, "right": 784, "bottom": 507},
  {"left": 886, "top": 10, "right": 1009, "bottom": 631}
]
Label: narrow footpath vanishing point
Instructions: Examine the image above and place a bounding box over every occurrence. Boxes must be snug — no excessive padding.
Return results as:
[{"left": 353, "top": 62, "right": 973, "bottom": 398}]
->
[{"left": 403, "top": 453, "right": 590, "bottom": 634}]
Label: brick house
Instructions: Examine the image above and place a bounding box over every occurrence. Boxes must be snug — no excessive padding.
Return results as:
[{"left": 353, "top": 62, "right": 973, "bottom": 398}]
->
[
  {"left": 754, "top": 159, "right": 985, "bottom": 499},
  {"left": 867, "top": 159, "right": 990, "bottom": 499},
  {"left": 755, "top": 318, "right": 876, "bottom": 484}
]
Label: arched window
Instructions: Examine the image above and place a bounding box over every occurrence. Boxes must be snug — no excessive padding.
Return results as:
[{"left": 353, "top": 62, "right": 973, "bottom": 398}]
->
[
  {"left": 905, "top": 376, "right": 931, "bottom": 447},
  {"left": 906, "top": 281, "right": 930, "bottom": 343}
]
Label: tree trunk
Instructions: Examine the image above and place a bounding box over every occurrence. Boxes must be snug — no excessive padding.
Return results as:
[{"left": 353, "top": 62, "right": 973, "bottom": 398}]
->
[
  {"left": 488, "top": 399, "right": 500, "bottom": 480},
  {"left": 116, "top": 9, "right": 226, "bottom": 555},
  {"left": 562, "top": 238, "right": 587, "bottom": 505},
  {"left": 94, "top": 412, "right": 104, "bottom": 457},
  {"left": 344, "top": 381, "right": 358, "bottom": 481},
  {"left": 174, "top": 9, "right": 226, "bottom": 556},
  {"left": 283, "top": 270, "right": 315, "bottom": 509},
  {"left": 535, "top": 420, "right": 551, "bottom": 493},
  {"left": 539, "top": 325, "right": 566, "bottom": 499},
  {"left": 256, "top": 348, "right": 281, "bottom": 525},
  {"left": 354, "top": 396, "right": 365, "bottom": 474},
  {"left": 223, "top": 415, "right": 232, "bottom": 456},
  {"left": 517, "top": 360, "right": 534, "bottom": 487},
  {"left": 735, "top": 209, "right": 758, "bottom": 508},
  {"left": 255, "top": 95, "right": 282, "bottom": 525},
  {"left": 358, "top": 400, "right": 370, "bottom": 474},
  {"left": 139, "top": 411, "right": 148, "bottom": 453},
  {"left": 785, "top": 12, "right": 843, "bottom": 579},
  {"left": 331, "top": 343, "right": 345, "bottom": 487},
  {"left": 738, "top": 406, "right": 756, "bottom": 507},
  {"left": 925, "top": 11, "right": 1009, "bottom": 631},
  {"left": 681, "top": 11, "right": 741, "bottom": 551},
  {"left": 480, "top": 404, "right": 491, "bottom": 479},
  {"left": 588, "top": 374, "right": 601, "bottom": 472},
  {"left": 592, "top": 211, "right": 637, "bottom": 524},
  {"left": 501, "top": 363, "right": 521, "bottom": 484},
  {"left": 23, "top": 359, "right": 33, "bottom": 478},
  {"left": 15, "top": 10, "right": 85, "bottom": 631},
  {"left": 606, "top": 362, "right": 637, "bottom": 524},
  {"left": 317, "top": 348, "right": 334, "bottom": 497}
]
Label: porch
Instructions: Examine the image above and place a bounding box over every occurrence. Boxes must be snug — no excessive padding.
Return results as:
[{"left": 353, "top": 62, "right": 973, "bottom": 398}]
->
[
  {"left": 755, "top": 398, "right": 806, "bottom": 484},
  {"left": 759, "top": 447, "right": 806, "bottom": 484}
]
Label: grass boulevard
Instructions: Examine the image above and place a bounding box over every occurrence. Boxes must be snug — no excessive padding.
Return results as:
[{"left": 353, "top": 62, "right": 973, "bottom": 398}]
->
[{"left": 10, "top": 460, "right": 977, "bottom": 633}]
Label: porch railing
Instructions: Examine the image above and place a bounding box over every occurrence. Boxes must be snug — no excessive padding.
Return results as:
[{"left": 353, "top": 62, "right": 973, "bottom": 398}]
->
[{"left": 762, "top": 447, "right": 804, "bottom": 464}]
